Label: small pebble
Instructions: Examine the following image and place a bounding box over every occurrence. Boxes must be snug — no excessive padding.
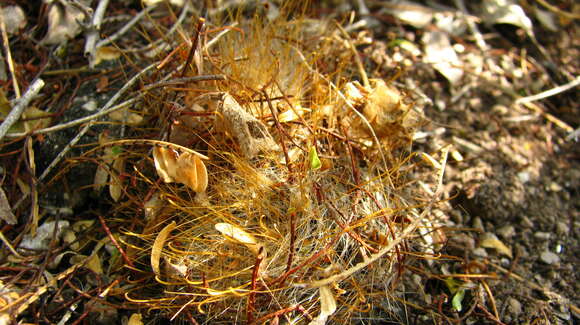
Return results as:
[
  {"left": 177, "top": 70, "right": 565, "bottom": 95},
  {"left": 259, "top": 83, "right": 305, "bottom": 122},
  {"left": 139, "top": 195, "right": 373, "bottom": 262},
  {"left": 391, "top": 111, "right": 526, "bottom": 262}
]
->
[
  {"left": 548, "top": 182, "right": 562, "bottom": 192},
  {"left": 556, "top": 221, "right": 569, "bottom": 235},
  {"left": 472, "top": 247, "right": 488, "bottom": 258},
  {"left": 540, "top": 251, "right": 560, "bottom": 265},
  {"left": 497, "top": 225, "right": 515, "bottom": 239},
  {"left": 517, "top": 171, "right": 530, "bottom": 183},
  {"left": 534, "top": 232, "right": 551, "bottom": 240},
  {"left": 472, "top": 217, "right": 485, "bottom": 232},
  {"left": 507, "top": 297, "right": 522, "bottom": 316},
  {"left": 521, "top": 216, "right": 534, "bottom": 228},
  {"left": 451, "top": 233, "right": 475, "bottom": 250}
]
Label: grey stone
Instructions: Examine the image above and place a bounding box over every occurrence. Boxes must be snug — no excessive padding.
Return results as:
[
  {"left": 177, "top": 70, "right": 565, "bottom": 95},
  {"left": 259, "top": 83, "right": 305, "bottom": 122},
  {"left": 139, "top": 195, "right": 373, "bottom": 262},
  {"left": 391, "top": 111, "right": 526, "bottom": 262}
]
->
[
  {"left": 497, "top": 225, "right": 515, "bottom": 239},
  {"left": 507, "top": 297, "right": 522, "bottom": 316},
  {"left": 540, "top": 251, "right": 560, "bottom": 265}
]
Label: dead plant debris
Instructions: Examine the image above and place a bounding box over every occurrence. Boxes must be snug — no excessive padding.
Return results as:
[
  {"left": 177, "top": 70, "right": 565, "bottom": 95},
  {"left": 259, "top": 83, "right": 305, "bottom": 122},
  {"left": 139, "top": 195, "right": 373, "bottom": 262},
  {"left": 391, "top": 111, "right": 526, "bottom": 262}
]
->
[{"left": 0, "top": 1, "right": 578, "bottom": 324}]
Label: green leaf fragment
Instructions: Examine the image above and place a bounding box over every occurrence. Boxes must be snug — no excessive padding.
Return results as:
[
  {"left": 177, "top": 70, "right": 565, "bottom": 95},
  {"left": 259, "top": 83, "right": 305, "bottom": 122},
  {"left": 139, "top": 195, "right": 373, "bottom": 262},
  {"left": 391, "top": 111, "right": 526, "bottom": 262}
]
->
[
  {"left": 308, "top": 146, "right": 321, "bottom": 170},
  {"left": 111, "top": 146, "right": 123, "bottom": 155},
  {"left": 452, "top": 289, "right": 465, "bottom": 312}
]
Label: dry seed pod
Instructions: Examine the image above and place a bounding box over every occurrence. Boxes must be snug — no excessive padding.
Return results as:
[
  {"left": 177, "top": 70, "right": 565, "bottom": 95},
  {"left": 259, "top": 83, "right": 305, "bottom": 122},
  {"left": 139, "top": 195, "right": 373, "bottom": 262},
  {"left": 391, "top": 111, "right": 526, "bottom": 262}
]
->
[
  {"left": 215, "top": 93, "right": 279, "bottom": 158},
  {"left": 152, "top": 146, "right": 208, "bottom": 193}
]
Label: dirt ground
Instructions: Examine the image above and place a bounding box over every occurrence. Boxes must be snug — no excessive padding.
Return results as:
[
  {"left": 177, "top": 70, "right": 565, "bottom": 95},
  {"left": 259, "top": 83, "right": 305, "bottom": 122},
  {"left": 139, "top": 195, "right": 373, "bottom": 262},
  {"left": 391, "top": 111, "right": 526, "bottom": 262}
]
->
[{"left": 0, "top": 1, "right": 578, "bottom": 324}]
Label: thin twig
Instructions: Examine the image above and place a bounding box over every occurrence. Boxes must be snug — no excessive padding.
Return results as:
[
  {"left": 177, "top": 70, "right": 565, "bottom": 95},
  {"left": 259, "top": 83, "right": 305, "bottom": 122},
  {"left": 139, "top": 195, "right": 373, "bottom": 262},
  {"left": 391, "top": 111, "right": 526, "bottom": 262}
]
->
[
  {"left": 5, "top": 97, "right": 141, "bottom": 138},
  {"left": 263, "top": 91, "right": 293, "bottom": 174},
  {"left": 284, "top": 212, "right": 296, "bottom": 275},
  {"left": 142, "top": 74, "right": 225, "bottom": 91},
  {"left": 0, "top": 79, "right": 45, "bottom": 141},
  {"left": 98, "top": 215, "right": 134, "bottom": 267},
  {"left": 516, "top": 75, "right": 580, "bottom": 104},
  {"left": 203, "top": 23, "right": 238, "bottom": 51},
  {"left": 247, "top": 247, "right": 265, "bottom": 323},
  {"left": 0, "top": 231, "right": 24, "bottom": 259},
  {"left": 126, "top": 1, "right": 190, "bottom": 54},
  {"left": 96, "top": 5, "right": 156, "bottom": 48},
  {"left": 181, "top": 18, "right": 205, "bottom": 78},
  {"left": 85, "top": 0, "right": 110, "bottom": 67},
  {"left": 0, "top": 12, "right": 19, "bottom": 97}
]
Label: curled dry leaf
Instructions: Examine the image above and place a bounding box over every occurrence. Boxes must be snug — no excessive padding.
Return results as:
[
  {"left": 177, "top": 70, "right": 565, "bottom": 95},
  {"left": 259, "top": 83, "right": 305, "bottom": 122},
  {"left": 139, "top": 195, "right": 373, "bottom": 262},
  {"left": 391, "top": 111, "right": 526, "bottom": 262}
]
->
[
  {"left": 151, "top": 221, "right": 176, "bottom": 277},
  {"left": 152, "top": 146, "right": 208, "bottom": 193},
  {"left": 214, "top": 222, "right": 261, "bottom": 254},
  {"left": 215, "top": 93, "right": 278, "bottom": 158},
  {"left": 42, "top": 0, "right": 87, "bottom": 45},
  {"left": 94, "top": 46, "right": 122, "bottom": 66},
  {"left": 127, "top": 313, "right": 144, "bottom": 325}
]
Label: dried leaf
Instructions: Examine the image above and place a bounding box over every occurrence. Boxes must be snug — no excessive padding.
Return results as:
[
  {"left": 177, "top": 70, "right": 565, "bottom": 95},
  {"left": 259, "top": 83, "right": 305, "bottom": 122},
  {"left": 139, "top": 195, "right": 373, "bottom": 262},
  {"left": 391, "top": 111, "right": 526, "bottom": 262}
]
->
[
  {"left": 215, "top": 222, "right": 260, "bottom": 254},
  {"left": 175, "top": 152, "right": 208, "bottom": 193},
  {"left": 94, "top": 134, "right": 115, "bottom": 193},
  {"left": 381, "top": 1, "right": 434, "bottom": 28},
  {"left": 534, "top": 7, "right": 558, "bottom": 32},
  {"left": 319, "top": 285, "right": 337, "bottom": 319},
  {"left": 0, "top": 187, "right": 17, "bottom": 225},
  {"left": 42, "top": 0, "right": 87, "bottom": 45},
  {"left": 109, "top": 155, "right": 125, "bottom": 202},
  {"left": 127, "top": 313, "right": 144, "bottom": 325},
  {"left": 278, "top": 105, "right": 308, "bottom": 123},
  {"left": 94, "top": 46, "right": 121, "bottom": 66},
  {"left": 0, "top": 93, "right": 51, "bottom": 133},
  {"left": 423, "top": 31, "right": 463, "bottom": 84},
  {"left": 480, "top": 232, "right": 512, "bottom": 258},
  {"left": 144, "top": 192, "right": 163, "bottom": 220},
  {"left": 108, "top": 108, "right": 144, "bottom": 125},
  {"left": 152, "top": 147, "right": 208, "bottom": 193},
  {"left": 18, "top": 220, "right": 70, "bottom": 251},
  {"left": 151, "top": 221, "right": 176, "bottom": 277},
  {"left": 87, "top": 254, "right": 103, "bottom": 274},
  {"left": 152, "top": 146, "right": 175, "bottom": 183},
  {"left": 309, "top": 285, "right": 337, "bottom": 325},
  {"left": 481, "top": 0, "right": 534, "bottom": 36}
]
